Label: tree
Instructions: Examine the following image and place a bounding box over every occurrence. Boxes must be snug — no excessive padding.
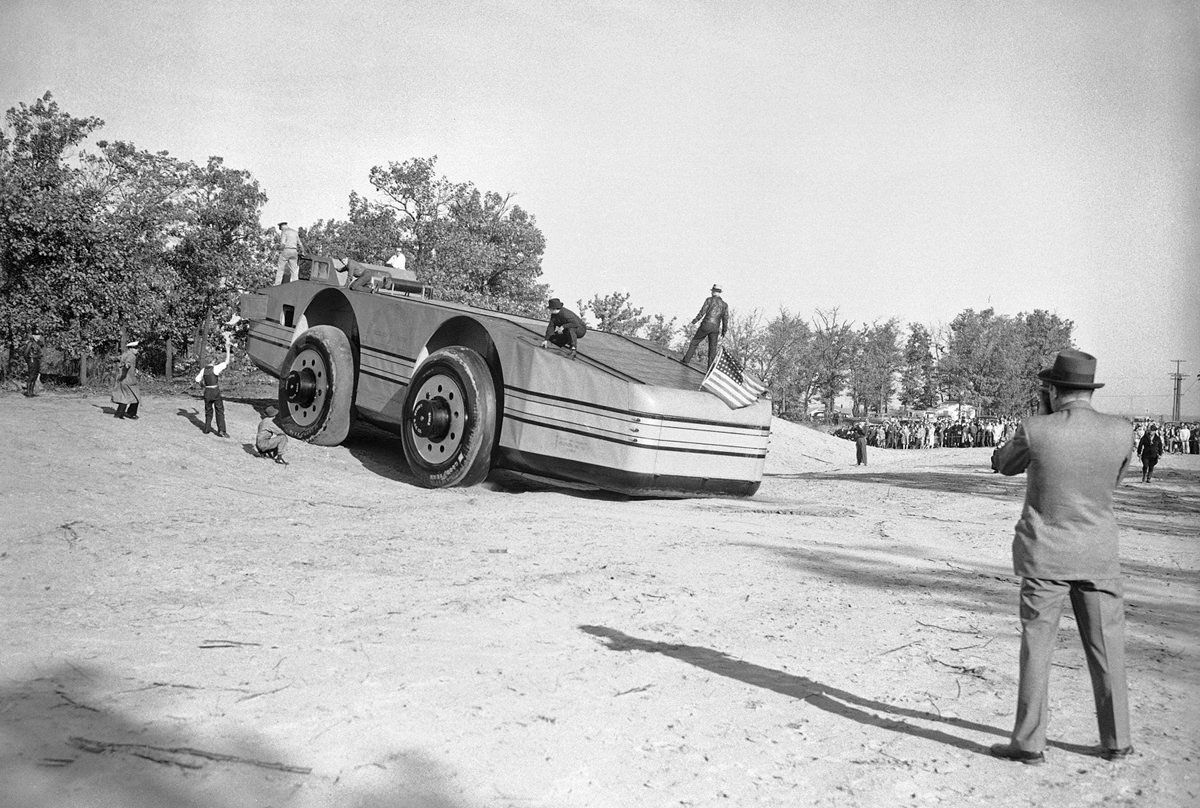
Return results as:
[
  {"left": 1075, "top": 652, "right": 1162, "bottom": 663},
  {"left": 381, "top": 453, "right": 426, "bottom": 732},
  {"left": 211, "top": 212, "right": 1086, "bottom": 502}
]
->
[
  {"left": 848, "top": 318, "right": 902, "bottom": 417},
  {"left": 642, "top": 313, "right": 678, "bottom": 350},
  {"left": 810, "top": 308, "right": 857, "bottom": 417},
  {"left": 0, "top": 92, "right": 104, "bottom": 376},
  {"left": 899, "top": 322, "right": 938, "bottom": 410},
  {"left": 579, "top": 290, "right": 651, "bottom": 336},
  {"left": 169, "top": 157, "right": 271, "bottom": 366},
  {"left": 331, "top": 156, "right": 549, "bottom": 315},
  {"left": 760, "top": 308, "right": 815, "bottom": 419}
]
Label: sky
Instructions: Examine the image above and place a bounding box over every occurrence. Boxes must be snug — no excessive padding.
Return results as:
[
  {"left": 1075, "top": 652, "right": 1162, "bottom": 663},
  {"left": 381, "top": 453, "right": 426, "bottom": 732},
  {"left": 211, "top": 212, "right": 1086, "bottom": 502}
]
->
[{"left": 3, "top": 0, "right": 1198, "bottom": 417}]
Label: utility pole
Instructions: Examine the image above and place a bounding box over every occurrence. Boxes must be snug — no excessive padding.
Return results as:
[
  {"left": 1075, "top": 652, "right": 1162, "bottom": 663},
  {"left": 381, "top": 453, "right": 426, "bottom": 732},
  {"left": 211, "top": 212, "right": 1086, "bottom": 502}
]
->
[{"left": 1170, "top": 360, "right": 1186, "bottom": 422}]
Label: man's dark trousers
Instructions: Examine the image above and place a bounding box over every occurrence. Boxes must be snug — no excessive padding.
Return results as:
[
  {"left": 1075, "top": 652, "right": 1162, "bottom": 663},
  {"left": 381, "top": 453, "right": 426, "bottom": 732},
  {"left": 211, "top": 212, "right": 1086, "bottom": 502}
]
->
[
  {"left": 683, "top": 326, "right": 720, "bottom": 367},
  {"left": 25, "top": 358, "right": 40, "bottom": 396}
]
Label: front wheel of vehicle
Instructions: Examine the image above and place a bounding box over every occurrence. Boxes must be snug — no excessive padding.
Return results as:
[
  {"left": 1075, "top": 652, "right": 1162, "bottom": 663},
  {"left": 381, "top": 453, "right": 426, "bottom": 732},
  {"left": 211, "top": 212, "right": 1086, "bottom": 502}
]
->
[
  {"left": 400, "top": 346, "right": 496, "bottom": 488},
  {"left": 277, "top": 325, "right": 355, "bottom": 446}
]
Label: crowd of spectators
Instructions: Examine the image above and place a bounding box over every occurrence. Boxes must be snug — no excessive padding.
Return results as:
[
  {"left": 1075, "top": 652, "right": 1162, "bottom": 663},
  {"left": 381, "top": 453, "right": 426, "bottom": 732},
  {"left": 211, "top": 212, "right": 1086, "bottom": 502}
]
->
[
  {"left": 833, "top": 417, "right": 1020, "bottom": 450},
  {"left": 834, "top": 415, "right": 1200, "bottom": 455},
  {"left": 1134, "top": 420, "right": 1198, "bottom": 455}
]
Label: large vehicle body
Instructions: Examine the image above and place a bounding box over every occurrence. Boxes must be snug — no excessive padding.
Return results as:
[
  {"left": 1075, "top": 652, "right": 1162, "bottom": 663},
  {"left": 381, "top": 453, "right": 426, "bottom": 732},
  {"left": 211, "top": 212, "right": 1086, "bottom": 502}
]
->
[{"left": 241, "top": 255, "right": 770, "bottom": 496}]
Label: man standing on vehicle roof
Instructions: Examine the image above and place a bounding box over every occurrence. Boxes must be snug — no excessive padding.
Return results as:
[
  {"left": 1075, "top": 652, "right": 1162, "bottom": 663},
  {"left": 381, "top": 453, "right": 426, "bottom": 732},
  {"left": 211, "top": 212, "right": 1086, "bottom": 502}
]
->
[
  {"left": 988, "top": 349, "right": 1134, "bottom": 766},
  {"left": 681, "top": 284, "right": 728, "bottom": 369},
  {"left": 541, "top": 298, "right": 586, "bottom": 354},
  {"left": 274, "top": 221, "right": 304, "bottom": 285}
]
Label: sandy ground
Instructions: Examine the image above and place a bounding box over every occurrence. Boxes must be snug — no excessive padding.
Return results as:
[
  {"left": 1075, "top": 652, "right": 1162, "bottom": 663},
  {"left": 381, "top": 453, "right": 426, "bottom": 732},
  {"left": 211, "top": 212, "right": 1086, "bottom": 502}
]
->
[{"left": 1, "top": 387, "right": 1197, "bottom": 808}]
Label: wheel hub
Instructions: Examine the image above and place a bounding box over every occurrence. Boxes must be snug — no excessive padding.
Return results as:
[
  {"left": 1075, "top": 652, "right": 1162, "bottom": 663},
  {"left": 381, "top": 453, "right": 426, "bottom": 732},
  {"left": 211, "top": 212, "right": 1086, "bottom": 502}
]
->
[
  {"left": 412, "top": 397, "right": 452, "bottom": 441},
  {"left": 284, "top": 367, "right": 318, "bottom": 407}
]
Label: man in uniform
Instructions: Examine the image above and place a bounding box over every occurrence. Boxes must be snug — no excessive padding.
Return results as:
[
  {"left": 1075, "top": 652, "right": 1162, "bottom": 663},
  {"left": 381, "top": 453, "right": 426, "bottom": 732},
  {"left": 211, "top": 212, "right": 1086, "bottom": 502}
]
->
[
  {"left": 274, "top": 221, "right": 305, "bottom": 285},
  {"left": 541, "top": 298, "right": 586, "bottom": 354},
  {"left": 989, "top": 349, "right": 1134, "bottom": 765},
  {"left": 681, "top": 284, "right": 729, "bottom": 368},
  {"left": 195, "top": 334, "right": 232, "bottom": 437},
  {"left": 23, "top": 330, "right": 43, "bottom": 397}
]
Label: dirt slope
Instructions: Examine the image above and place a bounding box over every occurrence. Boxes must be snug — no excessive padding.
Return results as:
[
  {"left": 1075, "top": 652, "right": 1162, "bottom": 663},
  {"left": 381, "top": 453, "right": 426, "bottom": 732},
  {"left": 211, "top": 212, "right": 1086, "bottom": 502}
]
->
[{"left": 1, "top": 391, "right": 1197, "bottom": 808}]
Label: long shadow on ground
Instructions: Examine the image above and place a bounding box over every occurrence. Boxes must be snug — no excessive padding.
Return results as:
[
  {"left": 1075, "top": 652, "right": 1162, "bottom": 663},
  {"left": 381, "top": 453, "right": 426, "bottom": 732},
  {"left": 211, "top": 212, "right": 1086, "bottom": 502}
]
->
[
  {"left": 579, "top": 625, "right": 1099, "bottom": 758},
  {"left": 0, "top": 663, "right": 470, "bottom": 808}
]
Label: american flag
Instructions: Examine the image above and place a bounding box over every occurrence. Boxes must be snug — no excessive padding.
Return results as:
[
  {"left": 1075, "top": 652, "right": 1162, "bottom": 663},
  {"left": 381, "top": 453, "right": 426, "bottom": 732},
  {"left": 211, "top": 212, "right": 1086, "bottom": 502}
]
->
[{"left": 700, "top": 348, "right": 768, "bottom": 409}]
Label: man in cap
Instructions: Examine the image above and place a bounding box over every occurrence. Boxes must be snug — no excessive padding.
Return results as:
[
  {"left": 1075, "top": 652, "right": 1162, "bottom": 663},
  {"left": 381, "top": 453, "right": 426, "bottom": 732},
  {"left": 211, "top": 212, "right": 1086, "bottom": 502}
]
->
[
  {"left": 23, "top": 329, "right": 43, "bottom": 397},
  {"left": 541, "top": 298, "right": 586, "bottom": 354},
  {"left": 274, "top": 221, "right": 305, "bottom": 285},
  {"left": 681, "top": 284, "right": 729, "bottom": 368},
  {"left": 195, "top": 334, "right": 232, "bottom": 437},
  {"left": 1136, "top": 423, "right": 1163, "bottom": 483},
  {"left": 111, "top": 341, "right": 143, "bottom": 419},
  {"left": 988, "top": 349, "right": 1134, "bottom": 765},
  {"left": 255, "top": 405, "right": 289, "bottom": 464}
]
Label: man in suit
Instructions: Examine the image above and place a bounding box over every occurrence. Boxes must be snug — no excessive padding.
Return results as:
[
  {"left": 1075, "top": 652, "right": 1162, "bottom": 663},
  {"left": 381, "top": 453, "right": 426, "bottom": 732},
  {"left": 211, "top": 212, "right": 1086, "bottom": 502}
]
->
[
  {"left": 1136, "top": 424, "right": 1164, "bottom": 482},
  {"left": 681, "top": 284, "right": 729, "bottom": 368},
  {"left": 23, "top": 330, "right": 43, "bottom": 397},
  {"left": 541, "top": 297, "right": 586, "bottom": 354},
  {"left": 989, "top": 349, "right": 1134, "bottom": 765}
]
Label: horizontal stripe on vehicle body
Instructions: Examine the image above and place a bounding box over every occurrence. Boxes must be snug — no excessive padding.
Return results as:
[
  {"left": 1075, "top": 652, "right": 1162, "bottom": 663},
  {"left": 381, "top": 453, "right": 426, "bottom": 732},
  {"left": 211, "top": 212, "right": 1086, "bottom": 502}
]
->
[
  {"left": 504, "top": 397, "right": 764, "bottom": 454},
  {"left": 502, "top": 412, "right": 767, "bottom": 459},
  {"left": 504, "top": 384, "right": 770, "bottom": 432},
  {"left": 250, "top": 334, "right": 292, "bottom": 351},
  {"left": 360, "top": 366, "right": 408, "bottom": 387},
  {"left": 503, "top": 390, "right": 766, "bottom": 452},
  {"left": 361, "top": 344, "right": 418, "bottom": 364}
]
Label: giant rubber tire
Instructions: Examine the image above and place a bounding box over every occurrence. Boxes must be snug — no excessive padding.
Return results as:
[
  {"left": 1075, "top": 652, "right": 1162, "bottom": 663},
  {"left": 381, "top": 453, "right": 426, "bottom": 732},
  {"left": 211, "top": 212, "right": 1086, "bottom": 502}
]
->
[
  {"left": 400, "top": 346, "right": 497, "bottom": 488},
  {"left": 277, "top": 325, "right": 355, "bottom": 446}
]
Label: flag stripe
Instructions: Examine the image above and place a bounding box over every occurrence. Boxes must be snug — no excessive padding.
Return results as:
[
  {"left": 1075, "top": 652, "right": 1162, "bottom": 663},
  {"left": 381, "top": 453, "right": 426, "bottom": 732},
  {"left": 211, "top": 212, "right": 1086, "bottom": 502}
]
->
[{"left": 700, "top": 348, "right": 766, "bottom": 409}]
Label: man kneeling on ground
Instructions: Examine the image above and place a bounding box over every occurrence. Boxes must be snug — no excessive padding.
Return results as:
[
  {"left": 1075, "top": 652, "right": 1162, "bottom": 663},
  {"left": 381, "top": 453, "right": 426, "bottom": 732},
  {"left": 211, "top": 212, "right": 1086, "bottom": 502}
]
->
[{"left": 256, "top": 406, "right": 289, "bottom": 464}]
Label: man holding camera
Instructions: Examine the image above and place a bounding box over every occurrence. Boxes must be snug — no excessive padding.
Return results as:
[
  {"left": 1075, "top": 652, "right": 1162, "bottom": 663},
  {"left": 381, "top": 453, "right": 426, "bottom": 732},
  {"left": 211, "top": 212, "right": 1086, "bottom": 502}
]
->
[{"left": 989, "top": 349, "right": 1134, "bottom": 765}]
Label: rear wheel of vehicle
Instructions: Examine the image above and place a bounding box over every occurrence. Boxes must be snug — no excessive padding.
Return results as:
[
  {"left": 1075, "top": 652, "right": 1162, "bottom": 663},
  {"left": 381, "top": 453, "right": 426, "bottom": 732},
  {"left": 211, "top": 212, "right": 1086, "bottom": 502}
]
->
[
  {"left": 401, "top": 346, "right": 496, "bottom": 488},
  {"left": 278, "top": 325, "right": 355, "bottom": 446}
]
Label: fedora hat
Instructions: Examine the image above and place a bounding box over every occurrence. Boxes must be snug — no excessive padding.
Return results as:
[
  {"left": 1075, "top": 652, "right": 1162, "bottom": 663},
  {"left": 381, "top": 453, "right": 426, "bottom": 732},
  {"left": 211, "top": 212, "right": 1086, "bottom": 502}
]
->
[
  {"left": 547, "top": 298, "right": 563, "bottom": 309},
  {"left": 711, "top": 284, "right": 722, "bottom": 293},
  {"left": 1037, "top": 349, "right": 1104, "bottom": 389},
  {"left": 265, "top": 405, "right": 279, "bottom": 417}
]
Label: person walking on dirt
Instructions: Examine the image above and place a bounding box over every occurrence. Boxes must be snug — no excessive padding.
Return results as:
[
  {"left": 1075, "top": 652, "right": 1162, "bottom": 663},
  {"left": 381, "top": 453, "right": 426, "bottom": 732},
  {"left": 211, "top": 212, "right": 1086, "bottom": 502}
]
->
[
  {"left": 23, "top": 330, "right": 43, "bottom": 397},
  {"left": 255, "top": 406, "right": 289, "bottom": 464},
  {"left": 274, "top": 221, "right": 305, "bottom": 285},
  {"left": 1136, "top": 424, "right": 1164, "bottom": 483},
  {"left": 681, "top": 285, "right": 728, "bottom": 368},
  {"left": 853, "top": 422, "right": 868, "bottom": 466},
  {"left": 541, "top": 298, "right": 586, "bottom": 354},
  {"left": 195, "top": 335, "right": 232, "bottom": 437},
  {"left": 111, "top": 341, "right": 142, "bottom": 420},
  {"left": 989, "top": 349, "right": 1134, "bottom": 765}
]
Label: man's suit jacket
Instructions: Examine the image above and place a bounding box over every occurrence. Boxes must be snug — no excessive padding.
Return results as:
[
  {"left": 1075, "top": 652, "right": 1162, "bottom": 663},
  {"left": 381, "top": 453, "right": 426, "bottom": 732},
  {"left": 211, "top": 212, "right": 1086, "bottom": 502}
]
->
[{"left": 993, "top": 400, "right": 1132, "bottom": 580}]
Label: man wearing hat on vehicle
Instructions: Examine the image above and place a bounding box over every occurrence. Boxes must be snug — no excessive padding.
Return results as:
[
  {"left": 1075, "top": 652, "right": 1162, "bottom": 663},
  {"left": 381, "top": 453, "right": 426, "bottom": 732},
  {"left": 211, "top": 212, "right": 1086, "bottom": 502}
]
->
[
  {"left": 255, "top": 405, "right": 289, "bottom": 464},
  {"left": 681, "top": 284, "right": 729, "bottom": 368},
  {"left": 988, "top": 349, "right": 1134, "bottom": 765},
  {"left": 274, "top": 221, "right": 305, "bottom": 285},
  {"left": 541, "top": 298, "right": 586, "bottom": 354},
  {"left": 111, "top": 341, "right": 143, "bottom": 420}
]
